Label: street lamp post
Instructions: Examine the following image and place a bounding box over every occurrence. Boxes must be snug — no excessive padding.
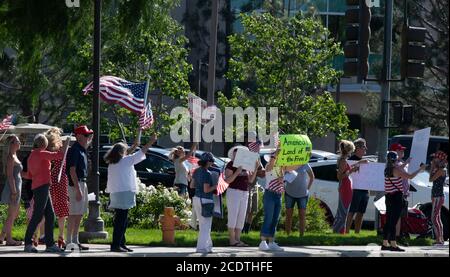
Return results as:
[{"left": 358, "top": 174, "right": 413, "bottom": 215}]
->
[{"left": 79, "top": 0, "right": 108, "bottom": 242}]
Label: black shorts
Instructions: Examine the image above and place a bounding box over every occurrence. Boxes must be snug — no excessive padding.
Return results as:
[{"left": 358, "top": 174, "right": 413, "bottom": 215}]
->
[{"left": 349, "top": 189, "right": 369, "bottom": 214}]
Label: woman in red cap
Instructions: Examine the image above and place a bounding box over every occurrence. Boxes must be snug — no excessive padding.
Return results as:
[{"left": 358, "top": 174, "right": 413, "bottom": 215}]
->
[{"left": 429, "top": 150, "right": 448, "bottom": 246}]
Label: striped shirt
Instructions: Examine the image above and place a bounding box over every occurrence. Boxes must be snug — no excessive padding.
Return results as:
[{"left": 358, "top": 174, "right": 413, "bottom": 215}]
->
[{"left": 384, "top": 176, "right": 403, "bottom": 194}]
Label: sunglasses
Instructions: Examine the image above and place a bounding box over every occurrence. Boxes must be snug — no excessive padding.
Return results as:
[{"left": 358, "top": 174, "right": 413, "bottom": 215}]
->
[{"left": 83, "top": 134, "right": 92, "bottom": 138}]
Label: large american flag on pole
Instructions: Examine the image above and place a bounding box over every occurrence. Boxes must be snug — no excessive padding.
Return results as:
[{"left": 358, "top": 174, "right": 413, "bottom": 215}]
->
[
  {"left": 0, "top": 115, "right": 13, "bottom": 131},
  {"left": 83, "top": 76, "right": 147, "bottom": 114}
]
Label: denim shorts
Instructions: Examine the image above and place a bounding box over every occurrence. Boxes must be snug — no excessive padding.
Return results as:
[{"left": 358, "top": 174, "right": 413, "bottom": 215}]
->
[
  {"left": 174, "top": 183, "right": 188, "bottom": 196},
  {"left": 284, "top": 193, "right": 309, "bottom": 209}
]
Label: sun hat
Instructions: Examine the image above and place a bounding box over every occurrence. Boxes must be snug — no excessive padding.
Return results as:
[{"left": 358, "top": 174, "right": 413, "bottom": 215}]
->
[{"left": 227, "top": 145, "right": 249, "bottom": 159}]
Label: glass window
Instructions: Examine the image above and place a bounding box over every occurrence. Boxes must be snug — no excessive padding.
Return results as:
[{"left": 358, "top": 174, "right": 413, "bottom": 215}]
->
[
  {"left": 135, "top": 154, "right": 174, "bottom": 174},
  {"left": 312, "top": 164, "right": 338, "bottom": 182}
]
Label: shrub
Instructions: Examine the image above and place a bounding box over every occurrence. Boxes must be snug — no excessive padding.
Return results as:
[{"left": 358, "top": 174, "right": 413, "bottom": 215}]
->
[
  {"left": 99, "top": 179, "right": 191, "bottom": 229},
  {"left": 249, "top": 188, "right": 329, "bottom": 233}
]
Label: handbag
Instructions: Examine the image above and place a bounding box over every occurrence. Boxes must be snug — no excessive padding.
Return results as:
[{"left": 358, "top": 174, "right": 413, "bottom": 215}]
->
[{"left": 199, "top": 197, "right": 214, "bottom": 218}]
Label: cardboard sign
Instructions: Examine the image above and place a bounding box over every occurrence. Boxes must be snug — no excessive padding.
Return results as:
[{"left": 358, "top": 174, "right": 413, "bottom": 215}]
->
[
  {"left": 275, "top": 134, "right": 312, "bottom": 166},
  {"left": 188, "top": 93, "right": 217, "bottom": 125},
  {"left": 233, "top": 148, "right": 259, "bottom": 172},
  {"left": 408, "top": 127, "right": 430, "bottom": 173},
  {"left": 374, "top": 196, "right": 386, "bottom": 212},
  {"left": 348, "top": 161, "right": 386, "bottom": 191}
]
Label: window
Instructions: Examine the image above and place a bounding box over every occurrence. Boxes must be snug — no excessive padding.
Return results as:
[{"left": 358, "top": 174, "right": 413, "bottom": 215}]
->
[
  {"left": 135, "top": 154, "right": 174, "bottom": 174},
  {"left": 312, "top": 164, "right": 338, "bottom": 182}
]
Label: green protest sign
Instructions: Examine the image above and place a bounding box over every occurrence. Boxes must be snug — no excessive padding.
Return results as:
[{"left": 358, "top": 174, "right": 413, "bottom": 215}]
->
[{"left": 275, "top": 134, "right": 312, "bottom": 166}]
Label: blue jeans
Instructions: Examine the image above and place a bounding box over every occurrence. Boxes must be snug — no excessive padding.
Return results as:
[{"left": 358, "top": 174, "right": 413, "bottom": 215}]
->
[{"left": 260, "top": 190, "right": 282, "bottom": 238}]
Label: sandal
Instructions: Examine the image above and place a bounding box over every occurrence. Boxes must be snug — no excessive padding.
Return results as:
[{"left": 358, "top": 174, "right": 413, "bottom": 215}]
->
[
  {"left": 236, "top": 241, "right": 249, "bottom": 247},
  {"left": 5, "top": 240, "right": 23, "bottom": 246}
]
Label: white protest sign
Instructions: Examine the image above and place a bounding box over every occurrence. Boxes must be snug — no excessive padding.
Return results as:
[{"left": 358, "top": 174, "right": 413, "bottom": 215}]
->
[
  {"left": 348, "top": 161, "right": 386, "bottom": 191},
  {"left": 88, "top": 193, "right": 96, "bottom": 201},
  {"left": 284, "top": 170, "right": 298, "bottom": 183},
  {"left": 233, "top": 148, "right": 259, "bottom": 172},
  {"left": 374, "top": 196, "right": 386, "bottom": 212},
  {"left": 408, "top": 127, "right": 430, "bottom": 173}
]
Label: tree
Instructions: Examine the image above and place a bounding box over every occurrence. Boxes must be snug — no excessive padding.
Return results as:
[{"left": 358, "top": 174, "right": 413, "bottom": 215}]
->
[
  {"left": 0, "top": 0, "right": 192, "bottom": 138},
  {"left": 391, "top": 0, "right": 448, "bottom": 135},
  {"left": 218, "top": 12, "right": 357, "bottom": 140},
  {"left": 366, "top": 0, "right": 448, "bottom": 136}
]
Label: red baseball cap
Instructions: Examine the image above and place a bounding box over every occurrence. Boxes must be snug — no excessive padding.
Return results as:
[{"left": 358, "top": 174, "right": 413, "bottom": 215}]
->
[
  {"left": 390, "top": 143, "right": 407, "bottom": 151},
  {"left": 74, "top": 125, "right": 94, "bottom": 135}
]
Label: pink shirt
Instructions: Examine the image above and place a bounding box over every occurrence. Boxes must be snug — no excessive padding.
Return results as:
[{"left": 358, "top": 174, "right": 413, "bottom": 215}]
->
[{"left": 25, "top": 149, "right": 64, "bottom": 190}]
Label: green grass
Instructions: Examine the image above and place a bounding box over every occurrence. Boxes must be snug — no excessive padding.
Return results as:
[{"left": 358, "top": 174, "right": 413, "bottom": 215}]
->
[{"left": 8, "top": 225, "right": 433, "bottom": 247}]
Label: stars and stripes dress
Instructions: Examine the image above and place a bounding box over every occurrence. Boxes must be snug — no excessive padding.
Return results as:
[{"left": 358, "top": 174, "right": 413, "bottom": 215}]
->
[{"left": 50, "top": 159, "right": 70, "bottom": 218}]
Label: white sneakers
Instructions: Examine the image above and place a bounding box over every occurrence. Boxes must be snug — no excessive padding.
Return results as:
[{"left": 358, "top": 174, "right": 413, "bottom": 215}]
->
[
  {"left": 268, "top": 242, "right": 284, "bottom": 251},
  {"left": 259, "top": 241, "right": 284, "bottom": 252},
  {"left": 258, "top": 241, "right": 270, "bottom": 251}
]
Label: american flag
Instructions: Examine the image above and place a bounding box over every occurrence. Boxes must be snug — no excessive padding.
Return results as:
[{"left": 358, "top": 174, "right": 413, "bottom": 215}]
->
[
  {"left": 273, "top": 131, "right": 280, "bottom": 148},
  {"left": 186, "top": 155, "right": 200, "bottom": 174},
  {"left": 215, "top": 172, "right": 229, "bottom": 195},
  {"left": 0, "top": 115, "right": 13, "bottom": 131},
  {"left": 187, "top": 155, "right": 199, "bottom": 165},
  {"left": 83, "top": 76, "right": 147, "bottom": 114},
  {"left": 267, "top": 177, "right": 284, "bottom": 194},
  {"left": 139, "top": 101, "right": 154, "bottom": 130},
  {"left": 248, "top": 139, "right": 263, "bottom": 153}
]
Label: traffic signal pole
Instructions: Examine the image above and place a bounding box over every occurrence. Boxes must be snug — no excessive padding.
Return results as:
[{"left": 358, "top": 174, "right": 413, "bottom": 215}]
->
[
  {"left": 205, "top": 0, "right": 219, "bottom": 153},
  {"left": 374, "top": 0, "right": 394, "bottom": 233}
]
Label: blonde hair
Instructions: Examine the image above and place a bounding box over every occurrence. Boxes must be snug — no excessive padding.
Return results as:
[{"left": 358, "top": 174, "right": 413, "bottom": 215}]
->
[
  {"left": 168, "top": 146, "right": 184, "bottom": 161},
  {"left": 45, "top": 127, "right": 63, "bottom": 151},
  {"left": 2, "top": 135, "right": 18, "bottom": 174},
  {"left": 33, "top": 133, "right": 48, "bottom": 149},
  {"left": 338, "top": 140, "right": 355, "bottom": 157}
]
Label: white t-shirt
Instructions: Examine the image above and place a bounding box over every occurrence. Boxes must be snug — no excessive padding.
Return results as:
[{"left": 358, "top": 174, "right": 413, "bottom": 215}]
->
[
  {"left": 173, "top": 158, "right": 189, "bottom": 186},
  {"left": 106, "top": 150, "right": 146, "bottom": 193}
]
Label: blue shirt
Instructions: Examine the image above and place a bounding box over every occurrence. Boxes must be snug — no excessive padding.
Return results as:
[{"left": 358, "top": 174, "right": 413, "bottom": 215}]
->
[
  {"left": 193, "top": 167, "right": 214, "bottom": 200},
  {"left": 66, "top": 142, "right": 88, "bottom": 186}
]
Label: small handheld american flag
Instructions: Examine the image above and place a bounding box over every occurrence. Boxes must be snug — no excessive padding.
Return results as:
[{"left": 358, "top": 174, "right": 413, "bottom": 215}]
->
[
  {"left": 139, "top": 101, "right": 154, "bottom": 130},
  {"left": 267, "top": 177, "right": 284, "bottom": 194},
  {"left": 186, "top": 155, "right": 200, "bottom": 174},
  {"left": 0, "top": 115, "right": 13, "bottom": 131},
  {"left": 215, "top": 172, "right": 229, "bottom": 195},
  {"left": 248, "top": 139, "right": 263, "bottom": 153},
  {"left": 273, "top": 131, "right": 280, "bottom": 148}
]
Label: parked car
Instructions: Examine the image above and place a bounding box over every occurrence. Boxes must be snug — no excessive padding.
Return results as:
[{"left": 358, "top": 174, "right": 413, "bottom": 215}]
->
[
  {"left": 389, "top": 135, "right": 449, "bottom": 164},
  {"left": 99, "top": 145, "right": 226, "bottom": 191}
]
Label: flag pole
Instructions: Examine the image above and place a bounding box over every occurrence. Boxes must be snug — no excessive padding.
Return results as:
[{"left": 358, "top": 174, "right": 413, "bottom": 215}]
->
[
  {"left": 137, "top": 75, "right": 150, "bottom": 145},
  {"left": 57, "top": 133, "right": 72, "bottom": 183},
  {"left": 0, "top": 130, "right": 8, "bottom": 142}
]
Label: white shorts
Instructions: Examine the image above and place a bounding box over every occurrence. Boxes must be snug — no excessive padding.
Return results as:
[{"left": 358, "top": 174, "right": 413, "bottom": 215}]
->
[
  {"left": 226, "top": 188, "right": 249, "bottom": 229},
  {"left": 68, "top": 181, "right": 89, "bottom": 215}
]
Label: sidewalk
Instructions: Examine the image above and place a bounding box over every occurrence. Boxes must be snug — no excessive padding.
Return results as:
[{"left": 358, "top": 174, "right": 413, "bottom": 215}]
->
[{"left": 0, "top": 243, "right": 448, "bottom": 257}]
